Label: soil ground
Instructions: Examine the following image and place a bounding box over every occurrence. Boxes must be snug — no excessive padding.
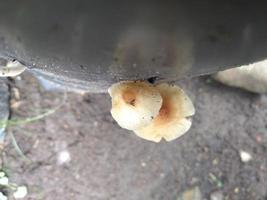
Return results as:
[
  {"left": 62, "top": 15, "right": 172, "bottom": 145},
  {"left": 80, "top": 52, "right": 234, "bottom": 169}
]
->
[{"left": 2, "top": 72, "right": 267, "bottom": 200}]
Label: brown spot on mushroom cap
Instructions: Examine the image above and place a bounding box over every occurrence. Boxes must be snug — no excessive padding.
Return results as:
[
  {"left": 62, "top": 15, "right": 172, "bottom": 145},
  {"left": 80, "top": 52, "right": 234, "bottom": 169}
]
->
[
  {"left": 122, "top": 89, "right": 136, "bottom": 106},
  {"left": 134, "top": 83, "right": 195, "bottom": 142},
  {"left": 108, "top": 81, "right": 163, "bottom": 130},
  {"left": 154, "top": 94, "right": 177, "bottom": 126}
]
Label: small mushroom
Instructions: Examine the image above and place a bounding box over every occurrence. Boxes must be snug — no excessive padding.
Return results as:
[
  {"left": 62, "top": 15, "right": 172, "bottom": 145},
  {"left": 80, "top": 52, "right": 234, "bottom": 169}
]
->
[
  {"left": 108, "top": 81, "right": 163, "bottom": 130},
  {"left": 134, "top": 83, "right": 195, "bottom": 142},
  {"left": 213, "top": 59, "right": 267, "bottom": 93},
  {"left": 0, "top": 60, "right": 26, "bottom": 77}
]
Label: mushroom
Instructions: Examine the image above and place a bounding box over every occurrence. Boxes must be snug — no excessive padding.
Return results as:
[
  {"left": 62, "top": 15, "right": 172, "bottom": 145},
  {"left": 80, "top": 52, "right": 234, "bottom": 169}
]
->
[
  {"left": 213, "top": 59, "right": 267, "bottom": 93},
  {"left": 108, "top": 81, "right": 163, "bottom": 130},
  {"left": 0, "top": 60, "right": 26, "bottom": 77},
  {"left": 134, "top": 83, "right": 195, "bottom": 142}
]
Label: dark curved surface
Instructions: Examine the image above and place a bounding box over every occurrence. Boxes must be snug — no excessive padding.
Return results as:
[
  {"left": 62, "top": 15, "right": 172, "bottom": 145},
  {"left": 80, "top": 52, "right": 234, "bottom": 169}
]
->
[{"left": 0, "top": 0, "right": 267, "bottom": 92}]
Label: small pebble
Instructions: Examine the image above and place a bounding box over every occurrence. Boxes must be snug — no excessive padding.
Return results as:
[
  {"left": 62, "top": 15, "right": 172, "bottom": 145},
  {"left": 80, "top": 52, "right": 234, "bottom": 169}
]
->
[
  {"left": 0, "top": 177, "right": 8, "bottom": 185},
  {"left": 141, "top": 162, "right": 146, "bottom": 167},
  {"left": 57, "top": 150, "right": 71, "bottom": 165},
  {"left": 0, "top": 192, "right": 7, "bottom": 200},
  {"left": 255, "top": 134, "right": 262, "bottom": 143},
  {"left": 0, "top": 172, "right": 5, "bottom": 178},
  {"left": 212, "top": 159, "right": 219, "bottom": 165},
  {"left": 93, "top": 121, "right": 98, "bottom": 127},
  {"left": 13, "top": 185, "right": 28, "bottom": 199},
  {"left": 234, "top": 187, "right": 239, "bottom": 194},
  {"left": 239, "top": 151, "right": 252, "bottom": 163},
  {"left": 177, "top": 186, "right": 202, "bottom": 200},
  {"left": 210, "top": 190, "right": 223, "bottom": 200}
]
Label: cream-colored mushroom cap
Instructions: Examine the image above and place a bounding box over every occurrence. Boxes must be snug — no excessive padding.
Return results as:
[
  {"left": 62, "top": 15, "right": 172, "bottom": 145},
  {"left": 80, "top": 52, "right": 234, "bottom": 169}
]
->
[
  {"left": 0, "top": 60, "right": 26, "bottom": 77},
  {"left": 108, "top": 81, "right": 163, "bottom": 130},
  {"left": 213, "top": 59, "right": 267, "bottom": 93},
  {"left": 134, "top": 83, "right": 195, "bottom": 142}
]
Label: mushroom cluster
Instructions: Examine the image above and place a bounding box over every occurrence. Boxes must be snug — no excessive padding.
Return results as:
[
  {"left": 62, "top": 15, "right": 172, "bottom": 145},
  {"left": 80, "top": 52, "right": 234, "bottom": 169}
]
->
[{"left": 108, "top": 81, "right": 195, "bottom": 142}]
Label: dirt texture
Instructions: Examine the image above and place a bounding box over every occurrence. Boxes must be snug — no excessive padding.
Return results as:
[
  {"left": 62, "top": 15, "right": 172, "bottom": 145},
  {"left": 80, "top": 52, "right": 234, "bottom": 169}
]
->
[{"left": 2, "top": 72, "right": 267, "bottom": 200}]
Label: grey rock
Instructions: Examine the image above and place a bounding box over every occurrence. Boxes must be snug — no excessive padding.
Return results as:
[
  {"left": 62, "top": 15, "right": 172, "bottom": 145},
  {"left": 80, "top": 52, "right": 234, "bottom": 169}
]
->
[
  {"left": 177, "top": 186, "right": 202, "bottom": 200},
  {"left": 210, "top": 190, "right": 224, "bottom": 200}
]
